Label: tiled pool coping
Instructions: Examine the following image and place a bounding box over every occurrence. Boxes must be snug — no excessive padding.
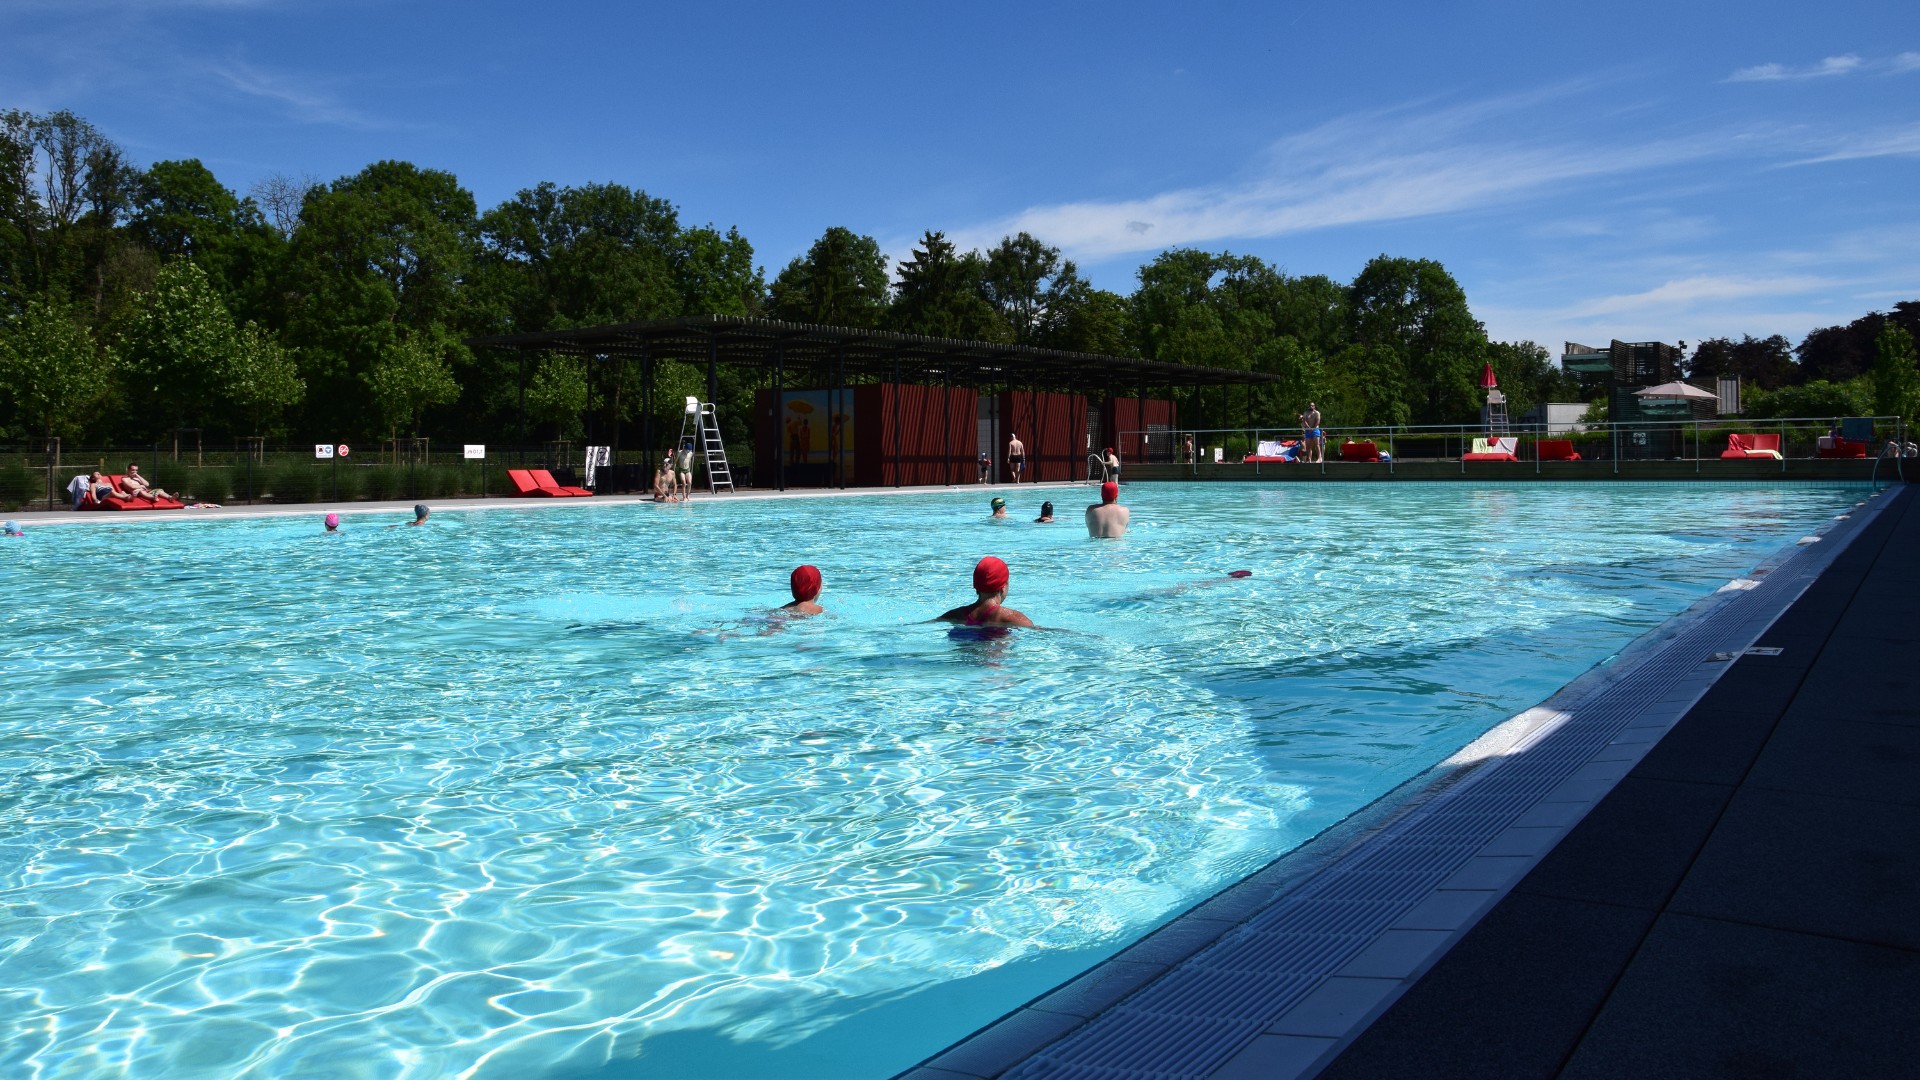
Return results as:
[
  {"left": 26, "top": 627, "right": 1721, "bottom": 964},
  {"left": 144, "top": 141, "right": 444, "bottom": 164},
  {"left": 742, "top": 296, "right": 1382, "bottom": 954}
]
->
[{"left": 902, "top": 484, "right": 1897, "bottom": 1080}]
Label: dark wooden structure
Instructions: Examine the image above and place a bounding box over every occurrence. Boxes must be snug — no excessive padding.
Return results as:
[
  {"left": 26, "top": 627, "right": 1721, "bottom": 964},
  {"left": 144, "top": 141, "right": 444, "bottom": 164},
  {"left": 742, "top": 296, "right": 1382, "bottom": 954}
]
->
[{"left": 468, "top": 315, "right": 1278, "bottom": 489}]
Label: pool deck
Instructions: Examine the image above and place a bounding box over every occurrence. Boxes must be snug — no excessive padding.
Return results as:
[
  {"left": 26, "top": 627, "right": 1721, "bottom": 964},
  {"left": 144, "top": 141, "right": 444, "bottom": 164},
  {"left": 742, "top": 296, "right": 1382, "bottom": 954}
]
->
[
  {"left": 903, "top": 480, "right": 1917, "bottom": 1080},
  {"left": 7, "top": 480, "right": 1092, "bottom": 527},
  {"left": 1313, "top": 481, "right": 1920, "bottom": 1079}
]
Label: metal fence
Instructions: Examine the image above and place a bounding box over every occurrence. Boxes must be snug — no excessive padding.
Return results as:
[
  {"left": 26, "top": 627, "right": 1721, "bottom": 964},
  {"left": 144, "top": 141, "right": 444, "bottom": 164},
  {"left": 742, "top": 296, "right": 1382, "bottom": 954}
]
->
[
  {"left": 0, "top": 440, "right": 729, "bottom": 511},
  {"left": 1132, "top": 416, "right": 1914, "bottom": 474}
]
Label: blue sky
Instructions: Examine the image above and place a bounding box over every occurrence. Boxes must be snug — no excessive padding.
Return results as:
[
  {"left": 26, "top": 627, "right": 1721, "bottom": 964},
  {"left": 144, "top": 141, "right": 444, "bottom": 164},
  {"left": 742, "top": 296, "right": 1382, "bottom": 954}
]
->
[{"left": 4, "top": 0, "right": 1915, "bottom": 355}]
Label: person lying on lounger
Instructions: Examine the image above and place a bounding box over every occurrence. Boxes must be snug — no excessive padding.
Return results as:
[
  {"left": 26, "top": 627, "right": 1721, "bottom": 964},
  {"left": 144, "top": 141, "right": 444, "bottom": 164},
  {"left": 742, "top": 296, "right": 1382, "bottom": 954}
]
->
[
  {"left": 935, "top": 556, "right": 1035, "bottom": 628},
  {"left": 87, "top": 472, "right": 117, "bottom": 504},
  {"left": 117, "top": 463, "right": 172, "bottom": 500}
]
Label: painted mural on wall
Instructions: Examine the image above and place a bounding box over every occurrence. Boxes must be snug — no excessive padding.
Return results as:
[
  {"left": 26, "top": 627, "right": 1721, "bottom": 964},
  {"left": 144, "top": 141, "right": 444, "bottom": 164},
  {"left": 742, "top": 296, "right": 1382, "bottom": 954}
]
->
[{"left": 782, "top": 391, "right": 854, "bottom": 472}]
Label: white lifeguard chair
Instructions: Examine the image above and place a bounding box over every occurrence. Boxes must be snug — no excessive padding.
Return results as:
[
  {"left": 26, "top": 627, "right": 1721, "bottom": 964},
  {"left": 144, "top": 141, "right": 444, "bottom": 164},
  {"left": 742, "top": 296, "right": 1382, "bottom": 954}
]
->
[{"left": 676, "top": 397, "right": 735, "bottom": 493}]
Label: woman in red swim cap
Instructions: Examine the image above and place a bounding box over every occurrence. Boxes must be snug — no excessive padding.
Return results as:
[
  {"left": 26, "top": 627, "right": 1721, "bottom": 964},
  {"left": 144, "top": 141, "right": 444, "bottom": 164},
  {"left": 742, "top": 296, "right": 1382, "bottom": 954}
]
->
[
  {"left": 782, "top": 564, "right": 825, "bottom": 615},
  {"left": 935, "top": 555, "right": 1035, "bottom": 627}
]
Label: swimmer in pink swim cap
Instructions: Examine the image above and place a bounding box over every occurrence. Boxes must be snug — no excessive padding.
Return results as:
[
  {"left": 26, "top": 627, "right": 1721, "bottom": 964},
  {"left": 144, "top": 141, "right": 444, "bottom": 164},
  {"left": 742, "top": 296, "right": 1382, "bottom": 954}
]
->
[{"left": 324, "top": 512, "right": 340, "bottom": 533}]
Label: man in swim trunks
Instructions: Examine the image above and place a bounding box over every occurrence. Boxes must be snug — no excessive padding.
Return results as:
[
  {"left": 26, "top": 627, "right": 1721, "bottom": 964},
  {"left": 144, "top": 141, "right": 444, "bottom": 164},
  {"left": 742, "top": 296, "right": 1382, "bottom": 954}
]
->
[
  {"left": 1086, "top": 480, "right": 1129, "bottom": 538},
  {"left": 1301, "top": 402, "right": 1323, "bottom": 463},
  {"left": 782, "top": 564, "right": 824, "bottom": 615},
  {"left": 119, "top": 463, "right": 172, "bottom": 500},
  {"left": 676, "top": 442, "right": 695, "bottom": 501},
  {"left": 935, "top": 555, "right": 1035, "bottom": 628},
  {"left": 1103, "top": 447, "right": 1120, "bottom": 483},
  {"left": 1007, "top": 433, "right": 1024, "bottom": 483}
]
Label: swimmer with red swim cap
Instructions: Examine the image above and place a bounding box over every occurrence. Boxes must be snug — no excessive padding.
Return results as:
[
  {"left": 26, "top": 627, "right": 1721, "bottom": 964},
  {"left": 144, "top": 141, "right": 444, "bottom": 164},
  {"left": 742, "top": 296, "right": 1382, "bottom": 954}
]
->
[
  {"left": 1086, "top": 480, "right": 1130, "bottom": 538},
  {"left": 935, "top": 555, "right": 1035, "bottom": 628},
  {"left": 782, "top": 564, "right": 824, "bottom": 616}
]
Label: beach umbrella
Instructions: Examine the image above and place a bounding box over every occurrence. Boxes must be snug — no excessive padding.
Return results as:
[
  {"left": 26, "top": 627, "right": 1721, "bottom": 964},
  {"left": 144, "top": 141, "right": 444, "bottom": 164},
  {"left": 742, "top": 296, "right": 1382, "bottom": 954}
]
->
[
  {"left": 1635, "top": 381, "right": 1718, "bottom": 402},
  {"left": 1479, "top": 362, "right": 1498, "bottom": 389}
]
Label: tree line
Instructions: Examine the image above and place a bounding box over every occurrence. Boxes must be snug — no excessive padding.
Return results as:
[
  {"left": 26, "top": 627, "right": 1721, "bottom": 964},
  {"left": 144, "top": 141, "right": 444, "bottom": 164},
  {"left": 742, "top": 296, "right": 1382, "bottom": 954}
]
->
[{"left": 1, "top": 108, "right": 1915, "bottom": 452}]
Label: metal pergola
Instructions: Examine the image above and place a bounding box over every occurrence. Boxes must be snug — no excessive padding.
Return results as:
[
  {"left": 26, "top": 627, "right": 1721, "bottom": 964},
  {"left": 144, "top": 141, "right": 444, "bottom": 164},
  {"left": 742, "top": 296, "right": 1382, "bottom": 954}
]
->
[{"left": 467, "top": 314, "right": 1284, "bottom": 486}]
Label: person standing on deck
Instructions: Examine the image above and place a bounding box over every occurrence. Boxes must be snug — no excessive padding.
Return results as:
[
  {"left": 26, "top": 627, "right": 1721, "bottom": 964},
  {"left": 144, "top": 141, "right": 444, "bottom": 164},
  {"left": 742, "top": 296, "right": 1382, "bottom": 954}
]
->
[
  {"left": 1007, "top": 433, "right": 1025, "bottom": 483},
  {"left": 1301, "top": 402, "right": 1323, "bottom": 464}
]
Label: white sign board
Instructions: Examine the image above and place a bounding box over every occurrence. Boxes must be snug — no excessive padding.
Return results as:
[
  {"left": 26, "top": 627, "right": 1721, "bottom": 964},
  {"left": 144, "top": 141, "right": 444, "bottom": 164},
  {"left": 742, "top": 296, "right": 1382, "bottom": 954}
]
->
[
  {"left": 314, "top": 444, "right": 334, "bottom": 459},
  {"left": 463, "top": 444, "right": 486, "bottom": 459}
]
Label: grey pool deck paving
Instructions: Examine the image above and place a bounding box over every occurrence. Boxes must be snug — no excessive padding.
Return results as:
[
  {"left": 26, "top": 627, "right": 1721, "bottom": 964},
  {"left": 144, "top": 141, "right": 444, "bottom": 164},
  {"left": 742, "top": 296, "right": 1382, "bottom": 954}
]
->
[
  {"left": 1315, "top": 481, "right": 1920, "bottom": 1080},
  {"left": 903, "top": 481, "right": 1917, "bottom": 1080}
]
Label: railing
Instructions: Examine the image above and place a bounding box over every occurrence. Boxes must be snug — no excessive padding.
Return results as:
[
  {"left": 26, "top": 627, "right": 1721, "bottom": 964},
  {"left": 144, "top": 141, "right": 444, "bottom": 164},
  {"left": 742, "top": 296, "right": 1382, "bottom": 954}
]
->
[
  {"left": 0, "top": 442, "right": 724, "bottom": 511},
  {"left": 1127, "top": 416, "right": 1913, "bottom": 480}
]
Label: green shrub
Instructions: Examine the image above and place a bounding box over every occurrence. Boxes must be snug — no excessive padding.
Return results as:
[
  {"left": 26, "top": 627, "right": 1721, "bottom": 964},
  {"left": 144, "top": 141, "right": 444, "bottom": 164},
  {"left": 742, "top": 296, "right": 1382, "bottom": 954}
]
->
[
  {"left": 267, "top": 463, "right": 322, "bottom": 504},
  {"left": 426, "top": 464, "right": 459, "bottom": 499},
  {"left": 311, "top": 464, "right": 361, "bottom": 503},
  {"left": 0, "top": 462, "right": 38, "bottom": 510},
  {"left": 186, "top": 467, "right": 232, "bottom": 504},
  {"left": 148, "top": 460, "right": 191, "bottom": 497},
  {"left": 360, "top": 465, "right": 402, "bottom": 502}
]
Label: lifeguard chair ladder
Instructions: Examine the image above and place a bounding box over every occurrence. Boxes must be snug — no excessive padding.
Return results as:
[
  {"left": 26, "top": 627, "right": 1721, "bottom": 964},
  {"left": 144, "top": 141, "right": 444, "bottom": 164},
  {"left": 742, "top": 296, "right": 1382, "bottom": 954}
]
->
[
  {"left": 678, "top": 397, "right": 735, "bottom": 493},
  {"left": 1485, "top": 388, "right": 1509, "bottom": 436}
]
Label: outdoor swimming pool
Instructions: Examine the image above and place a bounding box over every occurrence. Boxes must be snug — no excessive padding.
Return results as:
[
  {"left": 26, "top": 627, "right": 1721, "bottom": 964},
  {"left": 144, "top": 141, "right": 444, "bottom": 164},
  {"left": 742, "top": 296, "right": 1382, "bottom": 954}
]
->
[{"left": 0, "top": 482, "right": 1862, "bottom": 1079}]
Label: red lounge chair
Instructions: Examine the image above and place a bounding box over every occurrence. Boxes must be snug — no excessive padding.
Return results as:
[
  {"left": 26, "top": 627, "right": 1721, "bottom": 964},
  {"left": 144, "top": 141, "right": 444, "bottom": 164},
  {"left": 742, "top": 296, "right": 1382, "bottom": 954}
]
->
[
  {"left": 83, "top": 475, "right": 184, "bottom": 511},
  {"left": 506, "top": 469, "right": 567, "bottom": 497},
  {"left": 1721, "top": 433, "right": 1783, "bottom": 460},
  {"left": 530, "top": 468, "right": 592, "bottom": 497},
  {"left": 1537, "top": 439, "right": 1582, "bottom": 462},
  {"left": 1339, "top": 440, "right": 1382, "bottom": 463},
  {"left": 1816, "top": 437, "right": 1869, "bottom": 459}
]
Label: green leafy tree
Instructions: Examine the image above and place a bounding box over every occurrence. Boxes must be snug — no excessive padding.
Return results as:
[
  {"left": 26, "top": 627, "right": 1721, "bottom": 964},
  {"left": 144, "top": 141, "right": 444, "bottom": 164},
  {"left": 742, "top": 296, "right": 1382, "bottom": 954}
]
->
[
  {"left": 1045, "top": 287, "right": 1136, "bottom": 357},
  {"left": 674, "top": 224, "right": 764, "bottom": 317},
  {"left": 0, "top": 109, "right": 136, "bottom": 314},
  {"left": 369, "top": 327, "right": 461, "bottom": 438},
  {"left": 128, "top": 159, "right": 285, "bottom": 326},
  {"left": 115, "top": 259, "right": 240, "bottom": 436},
  {"left": 225, "top": 321, "right": 304, "bottom": 435},
  {"left": 522, "top": 353, "right": 588, "bottom": 439},
  {"left": 889, "top": 230, "right": 1002, "bottom": 340},
  {"left": 768, "top": 226, "right": 889, "bottom": 328},
  {"left": 0, "top": 298, "right": 116, "bottom": 439},
  {"left": 1347, "top": 256, "right": 1485, "bottom": 426},
  {"left": 1744, "top": 378, "right": 1872, "bottom": 420},
  {"left": 284, "top": 161, "right": 478, "bottom": 437},
  {"left": 1871, "top": 322, "right": 1920, "bottom": 421},
  {"left": 1686, "top": 335, "right": 1795, "bottom": 390},
  {"left": 983, "top": 232, "right": 1086, "bottom": 345}
]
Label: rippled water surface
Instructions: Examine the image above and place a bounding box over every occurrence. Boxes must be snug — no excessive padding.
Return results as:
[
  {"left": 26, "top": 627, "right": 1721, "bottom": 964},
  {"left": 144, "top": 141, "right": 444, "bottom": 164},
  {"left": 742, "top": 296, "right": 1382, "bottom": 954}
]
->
[{"left": 0, "top": 483, "right": 1861, "bottom": 1078}]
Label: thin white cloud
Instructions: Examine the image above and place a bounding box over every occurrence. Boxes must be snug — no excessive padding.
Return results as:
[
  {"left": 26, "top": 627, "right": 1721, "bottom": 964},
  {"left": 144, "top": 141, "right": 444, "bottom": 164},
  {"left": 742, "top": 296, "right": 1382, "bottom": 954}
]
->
[
  {"left": 1782, "top": 121, "right": 1920, "bottom": 165},
  {"left": 1724, "top": 51, "right": 1920, "bottom": 82},
  {"left": 950, "top": 93, "right": 1732, "bottom": 261},
  {"left": 1562, "top": 274, "right": 1837, "bottom": 320},
  {"left": 206, "top": 60, "right": 391, "bottom": 130}
]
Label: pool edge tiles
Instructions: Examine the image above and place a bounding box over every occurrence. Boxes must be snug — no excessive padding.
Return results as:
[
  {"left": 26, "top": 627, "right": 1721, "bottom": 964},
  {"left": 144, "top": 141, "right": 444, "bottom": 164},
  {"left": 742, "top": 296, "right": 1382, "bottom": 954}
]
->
[{"left": 902, "top": 486, "right": 1898, "bottom": 1080}]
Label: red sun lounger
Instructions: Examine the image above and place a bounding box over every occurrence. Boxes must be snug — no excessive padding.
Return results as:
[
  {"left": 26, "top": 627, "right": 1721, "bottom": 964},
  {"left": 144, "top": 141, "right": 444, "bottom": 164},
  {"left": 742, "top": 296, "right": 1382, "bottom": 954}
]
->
[
  {"left": 506, "top": 469, "right": 568, "bottom": 497},
  {"left": 84, "top": 475, "right": 184, "bottom": 511},
  {"left": 1536, "top": 439, "right": 1582, "bottom": 461},
  {"left": 530, "top": 468, "right": 592, "bottom": 497},
  {"left": 1339, "top": 440, "right": 1382, "bottom": 463},
  {"left": 1721, "top": 433, "right": 1783, "bottom": 460}
]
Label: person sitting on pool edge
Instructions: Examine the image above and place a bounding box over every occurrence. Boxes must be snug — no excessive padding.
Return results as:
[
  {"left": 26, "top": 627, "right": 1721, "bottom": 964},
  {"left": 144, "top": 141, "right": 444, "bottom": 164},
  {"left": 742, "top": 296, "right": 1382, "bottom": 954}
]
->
[
  {"left": 1086, "top": 481, "right": 1129, "bottom": 538},
  {"left": 1034, "top": 501, "right": 1054, "bottom": 523},
  {"left": 935, "top": 556, "right": 1035, "bottom": 628},
  {"left": 782, "top": 564, "right": 824, "bottom": 616},
  {"left": 990, "top": 497, "right": 1008, "bottom": 518}
]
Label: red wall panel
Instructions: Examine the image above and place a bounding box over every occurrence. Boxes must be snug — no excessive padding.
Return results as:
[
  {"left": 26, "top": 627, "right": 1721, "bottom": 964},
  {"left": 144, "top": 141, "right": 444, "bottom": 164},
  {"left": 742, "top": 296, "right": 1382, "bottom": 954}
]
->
[
  {"left": 994, "top": 391, "right": 1089, "bottom": 482},
  {"left": 1099, "top": 397, "right": 1177, "bottom": 464},
  {"left": 857, "top": 384, "right": 979, "bottom": 486}
]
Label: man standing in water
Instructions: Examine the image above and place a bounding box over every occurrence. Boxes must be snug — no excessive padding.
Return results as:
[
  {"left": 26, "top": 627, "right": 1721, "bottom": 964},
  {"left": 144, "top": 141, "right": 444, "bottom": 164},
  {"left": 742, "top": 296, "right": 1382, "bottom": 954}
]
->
[
  {"left": 1086, "top": 481, "right": 1129, "bottom": 538},
  {"left": 936, "top": 556, "right": 1035, "bottom": 628},
  {"left": 1301, "top": 402, "right": 1323, "bottom": 464},
  {"left": 1007, "top": 433, "right": 1025, "bottom": 483}
]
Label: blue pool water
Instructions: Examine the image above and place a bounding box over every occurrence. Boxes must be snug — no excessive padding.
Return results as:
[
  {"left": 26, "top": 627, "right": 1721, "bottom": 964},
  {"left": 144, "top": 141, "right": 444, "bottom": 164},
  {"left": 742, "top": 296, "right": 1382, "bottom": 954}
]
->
[{"left": 0, "top": 483, "right": 1861, "bottom": 1078}]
